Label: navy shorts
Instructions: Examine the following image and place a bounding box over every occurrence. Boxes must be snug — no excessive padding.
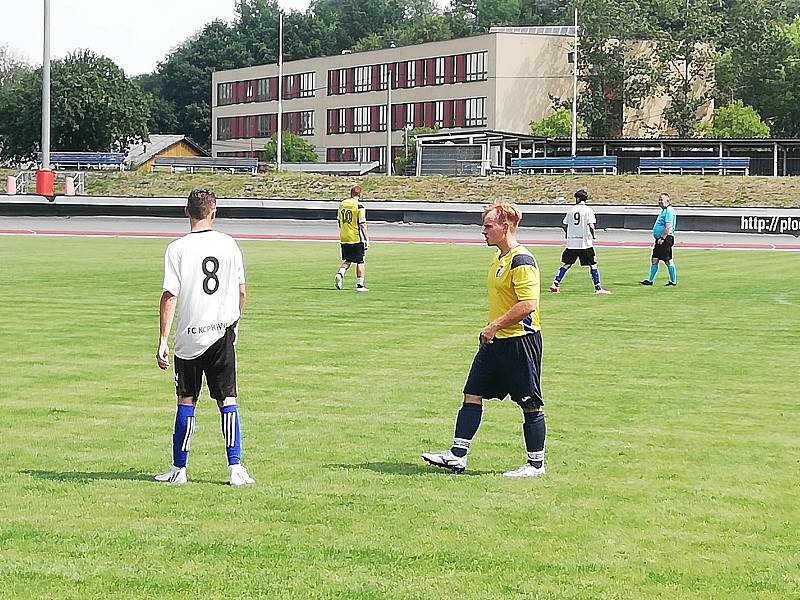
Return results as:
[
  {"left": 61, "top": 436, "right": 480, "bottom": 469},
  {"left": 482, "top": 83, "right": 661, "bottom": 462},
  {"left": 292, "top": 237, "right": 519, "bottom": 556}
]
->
[
  {"left": 463, "top": 331, "right": 543, "bottom": 409},
  {"left": 341, "top": 243, "right": 365, "bottom": 264},
  {"left": 174, "top": 323, "right": 238, "bottom": 401},
  {"left": 651, "top": 235, "right": 675, "bottom": 262},
  {"left": 561, "top": 247, "right": 597, "bottom": 266}
]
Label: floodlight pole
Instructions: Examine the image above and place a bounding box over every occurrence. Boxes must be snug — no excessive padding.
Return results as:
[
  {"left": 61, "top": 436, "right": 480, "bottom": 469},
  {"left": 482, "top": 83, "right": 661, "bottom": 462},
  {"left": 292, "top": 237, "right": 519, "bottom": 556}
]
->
[
  {"left": 571, "top": 7, "right": 578, "bottom": 158},
  {"left": 277, "top": 11, "right": 283, "bottom": 171},
  {"left": 42, "top": 0, "right": 51, "bottom": 170}
]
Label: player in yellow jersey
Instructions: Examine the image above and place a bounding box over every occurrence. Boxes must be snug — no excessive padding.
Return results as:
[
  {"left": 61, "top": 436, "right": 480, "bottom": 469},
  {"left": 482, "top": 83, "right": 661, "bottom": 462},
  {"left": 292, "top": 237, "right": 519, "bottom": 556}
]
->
[
  {"left": 334, "top": 185, "right": 370, "bottom": 292},
  {"left": 422, "top": 202, "right": 547, "bottom": 478}
]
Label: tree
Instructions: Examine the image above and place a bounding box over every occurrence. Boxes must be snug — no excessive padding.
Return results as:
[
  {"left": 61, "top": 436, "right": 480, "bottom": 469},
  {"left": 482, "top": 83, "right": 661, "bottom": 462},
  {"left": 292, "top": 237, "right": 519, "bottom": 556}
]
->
[
  {"left": 530, "top": 108, "right": 587, "bottom": 137},
  {"left": 0, "top": 45, "right": 31, "bottom": 90},
  {"left": 0, "top": 50, "right": 149, "bottom": 162},
  {"left": 264, "top": 132, "right": 318, "bottom": 162},
  {"left": 394, "top": 126, "right": 436, "bottom": 174},
  {"left": 706, "top": 100, "right": 770, "bottom": 138}
]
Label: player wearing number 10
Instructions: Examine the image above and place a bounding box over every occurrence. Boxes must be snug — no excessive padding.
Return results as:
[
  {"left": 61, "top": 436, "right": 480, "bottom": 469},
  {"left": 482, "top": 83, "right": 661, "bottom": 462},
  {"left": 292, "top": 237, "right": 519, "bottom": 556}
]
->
[
  {"left": 335, "top": 185, "right": 369, "bottom": 292},
  {"left": 154, "top": 189, "right": 255, "bottom": 487}
]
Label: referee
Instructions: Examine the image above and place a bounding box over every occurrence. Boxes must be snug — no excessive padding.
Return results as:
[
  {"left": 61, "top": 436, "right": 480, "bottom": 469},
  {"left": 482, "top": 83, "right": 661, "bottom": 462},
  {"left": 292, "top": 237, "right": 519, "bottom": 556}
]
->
[{"left": 641, "top": 193, "right": 678, "bottom": 286}]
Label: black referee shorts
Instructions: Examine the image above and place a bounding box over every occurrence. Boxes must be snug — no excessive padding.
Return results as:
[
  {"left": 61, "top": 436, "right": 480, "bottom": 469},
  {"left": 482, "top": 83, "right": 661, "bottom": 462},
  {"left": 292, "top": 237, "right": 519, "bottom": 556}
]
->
[
  {"left": 651, "top": 235, "right": 675, "bottom": 262},
  {"left": 174, "top": 323, "right": 238, "bottom": 401},
  {"left": 463, "top": 331, "right": 543, "bottom": 409}
]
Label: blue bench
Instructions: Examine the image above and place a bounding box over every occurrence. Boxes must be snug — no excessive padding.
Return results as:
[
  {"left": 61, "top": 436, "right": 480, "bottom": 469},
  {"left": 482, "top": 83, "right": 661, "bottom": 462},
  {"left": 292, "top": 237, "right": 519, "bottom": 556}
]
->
[
  {"left": 638, "top": 157, "right": 750, "bottom": 175},
  {"left": 510, "top": 156, "right": 617, "bottom": 175},
  {"left": 152, "top": 156, "right": 258, "bottom": 175},
  {"left": 37, "top": 152, "right": 125, "bottom": 171}
]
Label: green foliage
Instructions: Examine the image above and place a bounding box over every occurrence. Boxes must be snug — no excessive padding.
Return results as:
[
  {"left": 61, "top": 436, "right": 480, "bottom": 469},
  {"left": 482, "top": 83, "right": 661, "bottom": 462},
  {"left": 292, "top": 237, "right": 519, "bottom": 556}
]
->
[
  {"left": 0, "top": 50, "right": 149, "bottom": 162},
  {"left": 0, "top": 44, "right": 31, "bottom": 90},
  {"left": 394, "top": 126, "right": 437, "bottom": 174},
  {"left": 264, "top": 131, "right": 318, "bottom": 162},
  {"left": 530, "top": 108, "right": 587, "bottom": 138},
  {"left": 708, "top": 100, "right": 770, "bottom": 138}
]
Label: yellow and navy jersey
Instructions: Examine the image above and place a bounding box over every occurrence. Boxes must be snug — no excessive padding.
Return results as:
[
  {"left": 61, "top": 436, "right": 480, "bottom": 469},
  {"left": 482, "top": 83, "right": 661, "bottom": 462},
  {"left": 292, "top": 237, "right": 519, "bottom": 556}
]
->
[
  {"left": 337, "top": 199, "right": 366, "bottom": 244},
  {"left": 487, "top": 245, "right": 540, "bottom": 338}
]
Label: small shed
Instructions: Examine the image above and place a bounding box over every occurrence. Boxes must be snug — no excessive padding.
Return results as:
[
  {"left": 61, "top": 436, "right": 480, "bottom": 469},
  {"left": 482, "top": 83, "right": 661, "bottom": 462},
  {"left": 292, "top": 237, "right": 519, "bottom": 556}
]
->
[{"left": 125, "top": 135, "right": 206, "bottom": 173}]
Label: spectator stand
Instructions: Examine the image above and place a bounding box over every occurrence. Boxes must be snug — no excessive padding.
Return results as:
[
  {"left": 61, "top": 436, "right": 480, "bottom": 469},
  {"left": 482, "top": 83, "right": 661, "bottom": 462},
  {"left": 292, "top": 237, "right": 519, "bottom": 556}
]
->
[
  {"left": 510, "top": 156, "right": 618, "bottom": 175},
  {"left": 638, "top": 157, "right": 750, "bottom": 175},
  {"left": 152, "top": 156, "right": 258, "bottom": 175}
]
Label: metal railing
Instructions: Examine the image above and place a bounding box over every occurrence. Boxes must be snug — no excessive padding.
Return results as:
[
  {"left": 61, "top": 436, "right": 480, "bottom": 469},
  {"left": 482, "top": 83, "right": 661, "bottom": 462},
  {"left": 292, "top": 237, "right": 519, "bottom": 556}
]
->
[{"left": 12, "top": 170, "right": 85, "bottom": 195}]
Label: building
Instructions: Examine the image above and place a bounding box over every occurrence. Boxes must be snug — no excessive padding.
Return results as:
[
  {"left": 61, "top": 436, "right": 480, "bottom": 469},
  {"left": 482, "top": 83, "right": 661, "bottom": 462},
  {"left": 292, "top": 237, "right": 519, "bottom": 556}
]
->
[
  {"left": 211, "top": 28, "right": 578, "bottom": 171},
  {"left": 124, "top": 134, "right": 206, "bottom": 173}
]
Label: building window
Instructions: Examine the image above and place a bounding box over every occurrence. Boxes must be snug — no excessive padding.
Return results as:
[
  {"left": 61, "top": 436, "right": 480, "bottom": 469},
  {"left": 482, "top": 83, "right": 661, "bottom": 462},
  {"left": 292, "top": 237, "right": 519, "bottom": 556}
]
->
[
  {"left": 356, "top": 147, "right": 370, "bottom": 163},
  {"left": 354, "top": 106, "right": 370, "bottom": 133},
  {"left": 245, "top": 80, "right": 254, "bottom": 101},
  {"left": 435, "top": 57, "right": 445, "bottom": 85},
  {"left": 466, "top": 52, "right": 487, "bottom": 82},
  {"left": 380, "top": 64, "right": 389, "bottom": 91},
  {"left": 355, "top": 66, "right": 371, "bottom": 92},
  {"left": 218, "top": 117, "right": 232, "bottom": 140},
  {"left": 406, "top": 61, "right": 416, "bottom": 88},
  {"left": 218, "top": 83, "right": 233, "bottom": 106},
  {"left": 466, "top": 97, "right": 486, "bottom": 126},
  {"left": 256, "top": 114, "right": 270, "bottom": 137},
  {"left": 299, "top": 111, "right": 314, "bottom": 136},
  {"left": 337, "top": 68, "right": 347, "bottom": 94},
  {"left": 405, "top": 103, "right": 415, "bottom": 129},
  {"left": 300, "top": 72, "right": 315, "bottom": 98},
  {"left": 257, "top": 78, "right": 270, "bottom": 102},
  {"left": 379, "top": 105, "right": 388, "bottom": 131},
  {"left": 434, "top": 101, "right": 444, "bottom": 127},
  {"left": 337, "top": 108, "right": 347, "bottom": 133}
]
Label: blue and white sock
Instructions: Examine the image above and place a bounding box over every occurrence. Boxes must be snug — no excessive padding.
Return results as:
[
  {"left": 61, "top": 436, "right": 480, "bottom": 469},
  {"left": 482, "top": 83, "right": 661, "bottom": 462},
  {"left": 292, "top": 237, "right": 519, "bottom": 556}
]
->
[
  {"left": 522, "top": 411, "right": 546, "bottom": 468},
  {"left": 590, "top": 267, "right": 601, "bottom": 290},
  {"left": 554, "top": 267, "right": 568, "bottom": 285},
  {"left": 220, "top": 405, "right": 242, "bottom": 466},
  {"left": 172, "top": 404, "right": 195, "bottom": 468},
  {"left": 648, "top": 264, "right": 659, "bottom": 282},
  {"left": 450, "top": 403, "right": 483, "bottom": 457}
]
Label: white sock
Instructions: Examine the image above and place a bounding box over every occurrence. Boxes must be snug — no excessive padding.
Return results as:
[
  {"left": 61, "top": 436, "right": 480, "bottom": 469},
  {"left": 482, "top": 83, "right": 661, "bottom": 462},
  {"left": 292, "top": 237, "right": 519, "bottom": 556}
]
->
[
  {"left": 356, "top": 277, "right": 365, "bottom": 286},
  {"left": 337, "top": 268, "right": 346, "bottom": 277}
]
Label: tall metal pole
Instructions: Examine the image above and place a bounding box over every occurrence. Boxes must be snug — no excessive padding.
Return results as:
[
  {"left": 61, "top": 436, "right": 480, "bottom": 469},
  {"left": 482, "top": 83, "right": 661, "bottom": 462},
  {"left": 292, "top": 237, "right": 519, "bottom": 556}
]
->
[
  {"left": 277, "top": 12, "right": 283, "bottom": 171},
  {"left": 386, "top": 65, "right": 393, "bottom": 175},
  {"left": 571, "top": 7, "right": 578, "bottom": 158},
  {"left": 41, "top": 0, "right": 51, "bottom": 170}
]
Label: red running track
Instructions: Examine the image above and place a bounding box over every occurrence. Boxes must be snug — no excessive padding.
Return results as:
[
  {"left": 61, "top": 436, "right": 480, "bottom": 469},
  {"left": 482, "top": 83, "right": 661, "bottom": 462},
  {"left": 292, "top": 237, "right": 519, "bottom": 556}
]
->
[{"left": 1, "top": 228, "right": 799, "bottom": 251}]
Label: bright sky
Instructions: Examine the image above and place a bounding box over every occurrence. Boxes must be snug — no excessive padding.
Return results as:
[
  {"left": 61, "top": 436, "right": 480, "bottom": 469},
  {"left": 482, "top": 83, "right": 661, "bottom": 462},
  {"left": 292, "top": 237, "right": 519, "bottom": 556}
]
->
[{"left": 1, "top": 0, "right": 312, "bottom": 76}]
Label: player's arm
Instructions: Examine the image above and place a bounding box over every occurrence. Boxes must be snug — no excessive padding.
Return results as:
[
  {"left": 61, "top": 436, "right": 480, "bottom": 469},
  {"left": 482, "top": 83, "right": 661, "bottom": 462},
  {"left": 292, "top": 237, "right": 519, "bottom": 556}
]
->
[
  {"left": 157, "top": 291, "right": 177, "bottom": 370},
  {"left": 239, "top": 284, "right": 247, "bottom": 314},
  {"left": 480, "top": 299, "right": 538, "bottom": 344},
  {"left": 359, "top": 221, "right": 369, "bottom": 250},
  {"left": 590, "top": 223, "right": 596, "bottom": 239}
]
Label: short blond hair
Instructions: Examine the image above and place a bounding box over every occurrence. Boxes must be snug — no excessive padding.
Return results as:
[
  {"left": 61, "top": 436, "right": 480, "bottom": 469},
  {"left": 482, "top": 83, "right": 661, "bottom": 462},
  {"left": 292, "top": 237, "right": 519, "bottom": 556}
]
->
[{"left": 483, "top": 201, "right": 522, "bottom": 229}]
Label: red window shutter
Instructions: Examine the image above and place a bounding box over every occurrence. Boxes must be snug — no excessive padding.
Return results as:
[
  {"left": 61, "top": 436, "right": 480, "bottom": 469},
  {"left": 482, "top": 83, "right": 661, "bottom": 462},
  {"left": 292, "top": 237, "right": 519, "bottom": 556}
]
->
[
  {"left": 370, "top": 146, "right": 379, "bottom": 161},
  {"left": 396, "top": 62, "right": 406, "bottom": 89},
  {"left": 327, "top": 109, "right": 335, "bottom": 134},
  {"left": 415, "top": 59, "right": 424, "bottom": 87},
  {"left": 290, "top": 112, "right": 299, "bottom": 133},
  {"left": 345, "top": 69, "right": 354, "bottom": 93},
  {"left": 454, "top": 99, "right": 466, "bottom": 127},
  {"left": 371, "top": 65, "right": 380, "bottom": 91},
  {"left": 456, "top": 55, "right": 467, "bottom": 83},
  {"left": 292, "top": 76, "right": 300, "bottom": 98},
  {"left": 370, "top": 106, "right": 380, "bottom": 132},
  {"left": 344, "top": 148, "right": 353, "bottom": 161},
  {"left": 345, "top": 108, "right": 354, "bottom": 133},
  {"left": 424, "top": 102, "right": 435, "bottom": 128},
  {"left": 425, "top": 59, "right": 435, "bottom": 85},
  {"left": 445, "top": 56, "right": 454, "bottom": 84},
  {"left": 444, "top": 100, "right": 454, "bottom": 128},
  {"left": 393, "top": 104, "right": 403, "bottom": 130},
  {"left": 328, "top": 70, "right": 337, "bottom": 95},
  {"left": 327, "top": 148, "right": 335, "bottom": 162},
  {"left": 268, "top": 77, "right": 276, "bottom": 100},
  {"left": 270, "top": 114, "right": 278, "bottom": 134}
]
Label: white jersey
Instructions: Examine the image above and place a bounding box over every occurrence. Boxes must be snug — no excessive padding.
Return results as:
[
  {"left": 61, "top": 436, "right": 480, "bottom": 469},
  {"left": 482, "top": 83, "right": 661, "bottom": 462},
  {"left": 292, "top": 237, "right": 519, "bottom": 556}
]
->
[
  {"left": 563, "top": 203, "right": 597, "bottom": 249},
  {"left": 163, "top": 230, "right": 245, "bottom": 360}
]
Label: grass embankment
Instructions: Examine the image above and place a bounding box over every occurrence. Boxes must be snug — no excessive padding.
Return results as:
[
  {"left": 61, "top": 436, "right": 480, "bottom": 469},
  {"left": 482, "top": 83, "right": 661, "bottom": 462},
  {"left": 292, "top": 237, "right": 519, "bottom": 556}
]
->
[
  {"left": 1, "top": 237, "right": 798, "bottom": 599},
  {"left": 3, "top": 168, "right": 800, "bottom": 207}
]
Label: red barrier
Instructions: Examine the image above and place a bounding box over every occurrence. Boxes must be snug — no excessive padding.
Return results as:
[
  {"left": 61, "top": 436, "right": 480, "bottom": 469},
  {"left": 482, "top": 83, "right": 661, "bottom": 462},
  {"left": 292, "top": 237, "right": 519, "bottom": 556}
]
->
[{"left": 35, "top": 170, "right": 55, "bottom": 196}]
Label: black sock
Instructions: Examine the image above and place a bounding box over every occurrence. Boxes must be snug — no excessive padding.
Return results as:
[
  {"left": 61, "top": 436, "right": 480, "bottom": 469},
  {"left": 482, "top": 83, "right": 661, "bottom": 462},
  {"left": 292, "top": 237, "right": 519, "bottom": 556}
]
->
[
  {"left": 522, "top": 411, "right": 546, "bottom": 468},
  {"left": 450, "top": 403, "right": 483, "bottom": 457}
]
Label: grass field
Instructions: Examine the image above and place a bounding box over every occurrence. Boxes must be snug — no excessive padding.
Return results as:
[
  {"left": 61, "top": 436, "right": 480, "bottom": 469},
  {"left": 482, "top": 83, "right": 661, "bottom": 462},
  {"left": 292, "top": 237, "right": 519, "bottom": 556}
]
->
[{"left": 1, "top": 236, "right": 798, "bottom": 599}]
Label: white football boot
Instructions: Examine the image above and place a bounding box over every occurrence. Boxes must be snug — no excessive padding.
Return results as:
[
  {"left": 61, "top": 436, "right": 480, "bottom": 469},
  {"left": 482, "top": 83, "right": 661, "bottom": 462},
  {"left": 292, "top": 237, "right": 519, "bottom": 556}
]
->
[
  {"left": 502, "top": 464, "right": 546, "bottom": 479},
  {"left": 335, "top": 273, "right": 343, "bottom": 290},
  {"left": 421, "top": 450, "right": 467, "bottom": 474},
  {"left": 228, "top": 464, "right": 256, "bottom": 487},
  {"left": 154, "top": 465, "right": 188, "bottom": 485}
]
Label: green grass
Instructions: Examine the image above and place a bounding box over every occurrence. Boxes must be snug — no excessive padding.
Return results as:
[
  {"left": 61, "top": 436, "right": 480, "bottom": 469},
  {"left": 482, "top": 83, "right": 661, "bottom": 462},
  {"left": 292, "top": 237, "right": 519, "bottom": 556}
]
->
[{"left": 0, "top": 237, "right": 798, "bottom": 599}]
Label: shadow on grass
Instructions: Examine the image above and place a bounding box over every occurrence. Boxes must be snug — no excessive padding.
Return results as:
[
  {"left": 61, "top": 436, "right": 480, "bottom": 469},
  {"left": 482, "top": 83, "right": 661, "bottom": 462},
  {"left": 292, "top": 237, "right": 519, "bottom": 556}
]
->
[
  {"left": 20, "top": 469, "right": 221, "bottom": 485},
  {"left": 327, "top": 462, "right": 497, "bottom": 477}
]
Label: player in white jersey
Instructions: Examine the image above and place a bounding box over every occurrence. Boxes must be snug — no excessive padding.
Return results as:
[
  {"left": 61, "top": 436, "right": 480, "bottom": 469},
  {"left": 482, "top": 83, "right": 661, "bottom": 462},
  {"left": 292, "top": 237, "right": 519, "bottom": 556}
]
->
[
  {"left": 549, "top": 189, "right": 610, "bottom": 295},
  {"left": 154, "top": 189, "right": 255, "bottom": 487}
]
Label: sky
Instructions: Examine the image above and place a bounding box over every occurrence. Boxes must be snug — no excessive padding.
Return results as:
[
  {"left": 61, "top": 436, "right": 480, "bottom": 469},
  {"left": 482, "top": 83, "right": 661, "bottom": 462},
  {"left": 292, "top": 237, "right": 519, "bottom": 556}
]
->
[{"left": 1, "top": 0, "right": 312, "bottom": 76}]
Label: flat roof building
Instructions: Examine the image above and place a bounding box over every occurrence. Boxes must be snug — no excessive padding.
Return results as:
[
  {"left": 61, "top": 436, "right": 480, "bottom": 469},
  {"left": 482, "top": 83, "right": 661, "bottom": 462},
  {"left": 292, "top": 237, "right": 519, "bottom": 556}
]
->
[{"left": 211, "top": 28, "right": 577, "bottom": 170}]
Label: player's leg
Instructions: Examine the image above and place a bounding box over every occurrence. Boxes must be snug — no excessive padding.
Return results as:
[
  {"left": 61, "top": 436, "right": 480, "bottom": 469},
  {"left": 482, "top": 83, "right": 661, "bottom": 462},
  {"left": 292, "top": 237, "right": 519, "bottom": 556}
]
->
[
  {"left": 503, "top": 333, "right": 547, "bottom": 478},
  {"left": 422, "top": 344, "right": 495, "bottom": 474},
  {"left": 335, "top": 258, "right": 351, "bottom": 290},
  {"left": 355, "top": 245, "right": 368, "bottom": 292},
  {"left": 206, "top": 325, "right": 254, "bottom": 486},
  {"left": 641, "top": 251, "right": 660, "bottom": 285},
  {"left": 585, "top": 250, "right": 610, "bottom": 294},
  {"left": 664, "top": 238, "right": 677, "bottom": 285},
  {"left": 155, "top": 358, "right": 200, "bottom": 484},
  {"left": 550, "top": 249, "right": 576, "bottom": 292}
]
